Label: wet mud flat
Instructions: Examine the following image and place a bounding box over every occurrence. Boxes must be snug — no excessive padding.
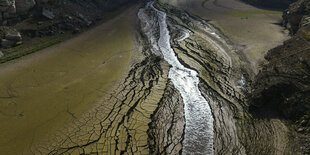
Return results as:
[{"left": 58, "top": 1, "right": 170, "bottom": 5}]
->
[{"left": 0, "top": 4, "right": 140, "bottom": 154}]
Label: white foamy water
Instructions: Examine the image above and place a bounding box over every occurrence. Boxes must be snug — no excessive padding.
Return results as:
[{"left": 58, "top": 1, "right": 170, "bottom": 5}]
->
[{"left": 139, "top": 2, "right": 214, "bottom": 155}]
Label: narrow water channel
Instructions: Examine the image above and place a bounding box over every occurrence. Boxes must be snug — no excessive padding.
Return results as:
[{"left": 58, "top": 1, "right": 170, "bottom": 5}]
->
[{"left": 139, "top": 2, "right": 214, "bottom": 154}]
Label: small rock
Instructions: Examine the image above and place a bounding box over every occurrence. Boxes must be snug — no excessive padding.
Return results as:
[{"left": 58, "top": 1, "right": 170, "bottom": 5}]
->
[
  {"left": 77, "top": 13, "right": 92, "bottom": 26},
  {"left": 1, "top": 39, "right": 15, "bottom": 48},
  {"left": 15, "top": 41, "right": 22, "bottom": 46},
  {"left": 64, "top": 15, "right": 72, "bottom": 20},
  {"left": 301, "top": 120, "right": 308, "bottom": 126},
  {"left": 298, "top": 128, "right": 304, "bottom": 133},
  {"left": 42, "top": 8, "right": 55, "bottom": 20},
  {"left": 15, "top": 0, "right": 36, "bottom": 13},
  {"left": 72, "top": 28, "right": 80, "bottom": 34},
  {"left": 5, "top": 31, "right": 22, "bottom": 41}
]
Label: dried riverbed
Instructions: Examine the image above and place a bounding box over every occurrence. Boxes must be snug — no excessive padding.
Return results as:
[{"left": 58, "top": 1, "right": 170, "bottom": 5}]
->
[{"left": 0, "top": 0, "right": 293, "bottom": 154}]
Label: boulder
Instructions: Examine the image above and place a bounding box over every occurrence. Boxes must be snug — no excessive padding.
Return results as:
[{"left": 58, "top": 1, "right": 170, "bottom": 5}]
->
[
  {"left": 0, "top": 0, "right": 16, "bottom": 19},
  {"left": 5, "top": 30, "right": 22, "bottom": 41},
  {"left": 0, "top": 0, "right": 16, "bottom": 12},
  {"left": 15, "top": 0, "right": 36, "bottom": 13},
  {"left": 42, "top": 8, "right": 54, "bottom": 19},
  {"left": 76, "top": 13, "right": 92, "bottom": 26},
  {"left": 1, "top": 38, "right": 15, "bottom": 47},
  {"left": 300, "top": 15, "right": 310, "bottom": 28},
  {"left": 283, "top": 0, "right": 310, "bottom": 34}
]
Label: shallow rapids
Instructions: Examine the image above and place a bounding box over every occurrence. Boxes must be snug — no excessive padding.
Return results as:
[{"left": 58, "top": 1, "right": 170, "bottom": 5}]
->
[{"left": 139, "top": 2, "right": 214, "bottom": 154}]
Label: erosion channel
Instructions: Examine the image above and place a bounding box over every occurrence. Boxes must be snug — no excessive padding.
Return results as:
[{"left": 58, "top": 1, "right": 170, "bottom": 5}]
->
[
  {"left": 0, "top": 0, "right": 297, "bottom": 154},
  {"left": 139, "top": 2, "right": 215, "bottom": 154}
]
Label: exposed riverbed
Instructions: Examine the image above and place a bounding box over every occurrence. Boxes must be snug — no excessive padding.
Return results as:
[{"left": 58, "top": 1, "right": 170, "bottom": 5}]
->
[
  {"left": 139, "top": 2, "right": 214, "bottom": 154},
  {"left": 0, "top": 0, "right": 295, "bottom": 154}
]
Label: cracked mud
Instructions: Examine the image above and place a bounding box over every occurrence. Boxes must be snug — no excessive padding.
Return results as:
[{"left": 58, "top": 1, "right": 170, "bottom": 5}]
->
[{"left": 0, "top": 0, "right": 293, "bottom": 154}]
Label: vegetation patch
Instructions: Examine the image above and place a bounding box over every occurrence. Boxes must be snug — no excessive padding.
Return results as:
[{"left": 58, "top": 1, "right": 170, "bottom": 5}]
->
[{"left": 0, "top": 34, "right": 71, "bottom": 64}]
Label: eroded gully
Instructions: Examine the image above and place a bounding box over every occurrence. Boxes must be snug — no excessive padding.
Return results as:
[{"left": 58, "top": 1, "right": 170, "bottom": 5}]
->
[{"left": 139, "top": 2, "right": 214, "bottom": 154}]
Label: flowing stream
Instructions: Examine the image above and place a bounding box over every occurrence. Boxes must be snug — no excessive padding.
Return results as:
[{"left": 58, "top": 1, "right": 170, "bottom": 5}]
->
[{"left": 139, "top": 2, "right": 214, "bottom": 154}]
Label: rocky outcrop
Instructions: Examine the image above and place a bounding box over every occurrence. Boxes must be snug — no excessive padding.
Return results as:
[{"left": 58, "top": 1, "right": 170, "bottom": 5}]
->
[
  {"left": 15, "top": 0, "right": 35, "bottom": 13},
  {"left": 283, "top": 0, "right": 310, "bottom": 34},
  {"left": 249, "top": 28, "right": 310, "bottom": 154},
  {"left": 250, "top": 2, "right": 310, "bottom": 152},
  {"left": 0, "top": 0, "right": 139, "bottom": 61},
  {"left": 0, "top": 0, "right": 35, "bottom": 19},
  {"left": 0, "top": 0, "right": 135, "bottom": 21},
  {"left": 0, "top": 27, "right": 21, "bottom": 47},
  {"left": 0, "top": 0, "right": 16, "bottom": 20}
]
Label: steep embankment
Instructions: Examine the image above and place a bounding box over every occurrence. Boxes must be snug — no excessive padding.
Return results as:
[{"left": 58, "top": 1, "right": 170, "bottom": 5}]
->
[
  {"left": 283, "top": 0, "right": 310, "bottom": 34},
  {"left": 250, "top": 0, "right": 310, "bottom": 154}
]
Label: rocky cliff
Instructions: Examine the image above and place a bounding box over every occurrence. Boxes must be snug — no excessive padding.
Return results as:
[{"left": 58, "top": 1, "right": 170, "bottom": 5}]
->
[
  {"left": 250, "top": 0, "right": 310, "bottom": 154},
  {"left": 0, "top": 0, "right": 43, "bottom": 20},
  {"left": 0, "top": 0, "right": 135, "bottom": 20},
  {"left": 283, "top": 0, "right": 310, "bottom": 34}
]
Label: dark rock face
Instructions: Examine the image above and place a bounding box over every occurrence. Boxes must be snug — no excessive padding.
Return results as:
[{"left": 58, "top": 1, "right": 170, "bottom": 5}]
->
[
  {"left": 250, "top": 29, "right": 310, "bottom": 119},
  {"left": 0, "top": 0, "right": 36, "bottom": 18},
  {"left": 250, "top": 15, "right": 310, "bottom": 155},
  {"left": 15, "top": 0, "right": 36, "bottom": 13},
  {"left": 283, "top": 0, "right": 310, "bottom": 34},
  {"left": 241, "top": 0, "right": 297, "bottom": 9},
  {"left": 0, "top": 0, "right": 136, "bottom": 19}
]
